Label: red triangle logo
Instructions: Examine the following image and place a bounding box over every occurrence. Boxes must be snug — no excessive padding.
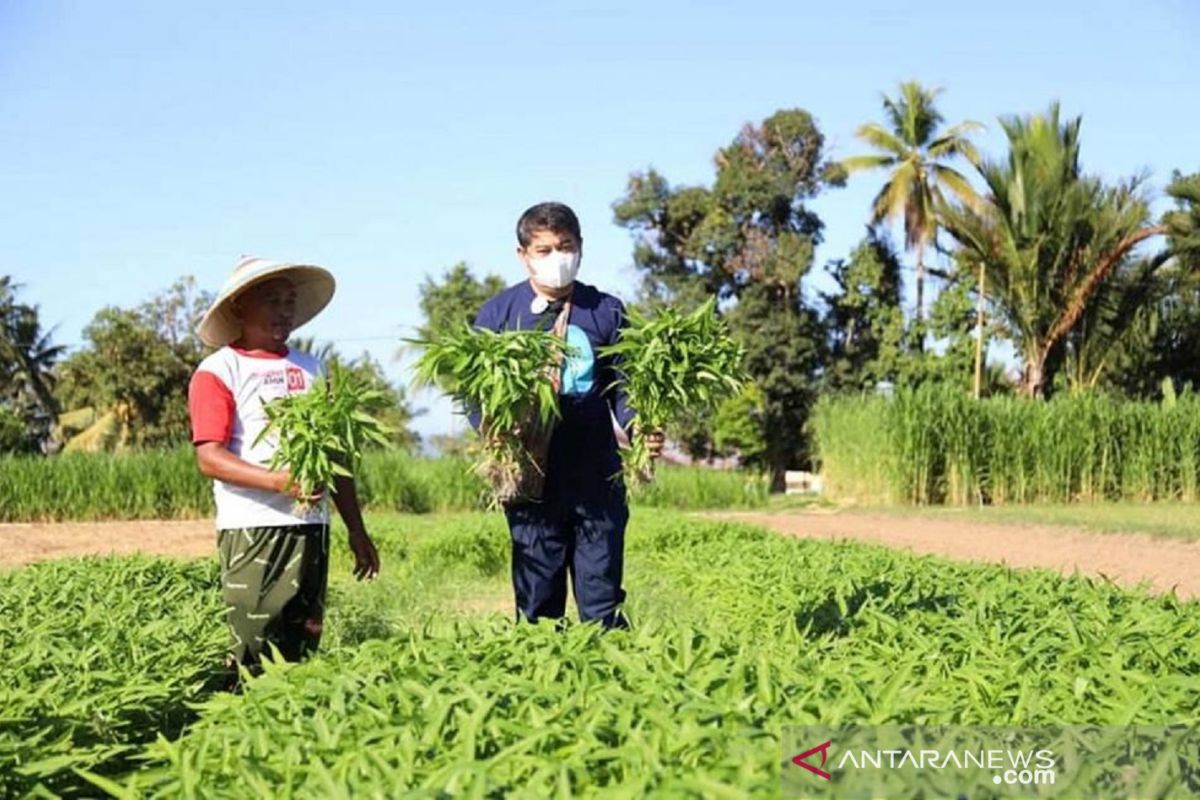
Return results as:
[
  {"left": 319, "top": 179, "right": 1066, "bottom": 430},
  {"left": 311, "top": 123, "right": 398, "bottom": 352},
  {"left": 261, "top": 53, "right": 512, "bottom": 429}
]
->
[{"left": 792, "top": 740, "right": 833, "bottom": 780}]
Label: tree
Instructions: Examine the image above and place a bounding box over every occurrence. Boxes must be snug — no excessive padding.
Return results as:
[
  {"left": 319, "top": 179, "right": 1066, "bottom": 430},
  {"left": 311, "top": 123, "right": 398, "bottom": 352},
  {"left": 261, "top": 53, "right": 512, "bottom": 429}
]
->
[
  {"left": 727, "top": 283, "right": 824, "bottom": 485},
  {"left": 1164, "top": 171, "right": 1200, "bottom": 261},
  {"left": 666, "top": 383, "right": 770, "bottom": 466},
  {"left": 1101, "top": 267, "right": 1200, "bottom": 398},
  {"left": 0, "top": 405, "right": 26, "bottom": 453},
  {"left": 711, "top": 381, "right": 767, "bottom": 464},
  {"left": 614, "top": 109, "right": 844, "bottom": 487},
  {"left": 820, "top": 230, "right": 907, "bottom": 392},
  {"left": 417, "top": 263, "right": 506, "bottom": 341},
  {"left": 55, "top": 277, "right": 213, "bottom": 449},
  {"left": 920, "top": 266, "right": 1010, "bottom": 393},
  {"left": 1060, "top": 257, "right": 1163, "bottom": 393},
  {"left": 342, "top": 352, "right": 423, "bottom": 451},
  {"left": 820, "top": 233, "right": 1012, "bottom": 396},
  {"left": 939, "top": 104, "right": 1167, "bottom": 397},
  {"left": 841, "top": 82, "right": 983, "bottom": 334},
  {"left": 1096, "top": 172, "right": 1200, "bottom": 396},
  {"left": 0, "top": 277, "right": 65, "bottom": 453},
  {"left": 666, "top": 408, "right": 720, "bottom": 463},
  {"left": 611, "top": 174, "right": 727, "bottom": 313}
]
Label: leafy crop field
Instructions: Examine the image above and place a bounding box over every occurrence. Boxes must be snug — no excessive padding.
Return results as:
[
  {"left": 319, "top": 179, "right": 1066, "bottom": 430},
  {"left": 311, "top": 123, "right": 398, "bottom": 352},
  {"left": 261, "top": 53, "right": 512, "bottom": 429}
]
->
[{"left": 3, "top": 513, "right": 1196, "bottom": 797}]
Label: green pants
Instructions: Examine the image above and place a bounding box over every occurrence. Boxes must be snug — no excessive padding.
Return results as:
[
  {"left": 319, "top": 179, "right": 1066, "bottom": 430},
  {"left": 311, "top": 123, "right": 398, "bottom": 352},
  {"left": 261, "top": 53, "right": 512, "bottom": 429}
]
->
[{"left": 218, "top": 525, "right": 329, "bottom": 666}]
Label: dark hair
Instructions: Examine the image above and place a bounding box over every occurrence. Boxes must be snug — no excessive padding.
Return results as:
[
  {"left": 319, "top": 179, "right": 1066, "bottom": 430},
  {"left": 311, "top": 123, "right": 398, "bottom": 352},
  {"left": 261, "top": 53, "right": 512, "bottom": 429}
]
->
[{"left": 516, "top": 202, "right": 582, "bottom": 248}]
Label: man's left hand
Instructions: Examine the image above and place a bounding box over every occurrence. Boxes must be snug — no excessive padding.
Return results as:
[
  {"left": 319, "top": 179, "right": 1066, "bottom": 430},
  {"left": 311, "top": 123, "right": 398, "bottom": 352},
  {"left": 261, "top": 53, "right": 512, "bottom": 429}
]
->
[{"left": 348, "top": 529, "right": 380, "bottom": 581}]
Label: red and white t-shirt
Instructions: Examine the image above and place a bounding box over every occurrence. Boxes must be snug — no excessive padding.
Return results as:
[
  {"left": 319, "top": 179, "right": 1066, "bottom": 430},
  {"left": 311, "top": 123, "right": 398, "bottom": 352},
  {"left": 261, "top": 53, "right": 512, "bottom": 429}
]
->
[{"left": 188, "top": 346, "right": 329, "bottom": 530}]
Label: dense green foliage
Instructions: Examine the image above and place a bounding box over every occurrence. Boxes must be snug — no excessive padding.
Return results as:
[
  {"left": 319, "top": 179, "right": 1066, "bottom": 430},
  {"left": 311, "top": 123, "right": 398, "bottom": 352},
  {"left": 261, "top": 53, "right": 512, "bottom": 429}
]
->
[
  {"left": 0, "top": 558, "right": 225, "bottom": 797},
  {"left": 257, "top": 363, "right": 392, "bottom": 505},
  {"left": 2, "top": 514, "right": 1194, "bottom": 796},
  {"left": 410, "top": 323, "right": 572, "bottom": 506}
]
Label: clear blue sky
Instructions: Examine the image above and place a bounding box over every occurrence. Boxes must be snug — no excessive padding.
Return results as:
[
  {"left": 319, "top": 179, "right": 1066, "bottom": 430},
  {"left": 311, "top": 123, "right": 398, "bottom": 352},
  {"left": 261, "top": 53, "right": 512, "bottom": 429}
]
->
[{"left": 3, "top": 0, "right": 1197, "bottom": 438}]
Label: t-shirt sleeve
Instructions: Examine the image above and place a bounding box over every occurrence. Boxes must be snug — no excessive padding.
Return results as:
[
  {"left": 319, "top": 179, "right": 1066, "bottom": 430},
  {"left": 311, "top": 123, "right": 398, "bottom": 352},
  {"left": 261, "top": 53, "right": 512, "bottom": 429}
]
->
[
  {"left": 473, "top": 298, "right": 501, "bottom": 332},
  {"left": 188, "top": 370, "right": 235, "bottom": 445}
]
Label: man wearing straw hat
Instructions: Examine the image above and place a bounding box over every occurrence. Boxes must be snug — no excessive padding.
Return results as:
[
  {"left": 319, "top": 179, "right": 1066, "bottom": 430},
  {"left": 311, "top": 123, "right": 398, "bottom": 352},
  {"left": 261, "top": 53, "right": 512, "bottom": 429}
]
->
[{"left": 189, "top": 256, "right": 380, "bottom": 687}]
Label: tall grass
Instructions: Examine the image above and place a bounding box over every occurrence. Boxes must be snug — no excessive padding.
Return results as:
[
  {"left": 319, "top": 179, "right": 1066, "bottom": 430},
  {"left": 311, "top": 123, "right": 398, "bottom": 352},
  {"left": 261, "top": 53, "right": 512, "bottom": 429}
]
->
[
  {"left": 813, "top": 384, "right": 1200, "bottom": 506},
  {"left": 355, "top": 451, "right": 489, "bottom": 513},
  {"left": 632, "top": 463, "right": 769, "bottom": 509},
  {"left": 808, "top": 394, "right": 896, "bottom": 505},
  {"left": 0, "top": 448, "right": 213, "bottom": 521},
  {"left": 0, "top": 449, "right": 768, "bottom": 522}
]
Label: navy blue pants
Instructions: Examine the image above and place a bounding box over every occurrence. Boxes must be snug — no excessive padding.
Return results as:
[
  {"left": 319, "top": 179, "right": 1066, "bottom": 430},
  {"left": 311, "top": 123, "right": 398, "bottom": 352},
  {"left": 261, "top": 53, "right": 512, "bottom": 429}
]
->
[{"left": 503, "top": 500, "right": 629, "bottom": 629}]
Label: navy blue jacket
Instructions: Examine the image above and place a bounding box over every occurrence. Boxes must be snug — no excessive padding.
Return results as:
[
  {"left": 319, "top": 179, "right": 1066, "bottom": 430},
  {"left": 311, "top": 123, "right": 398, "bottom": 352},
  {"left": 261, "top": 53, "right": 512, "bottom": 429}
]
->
[{"left": 471, "top": 280, "right": 634, "bottom": 504}]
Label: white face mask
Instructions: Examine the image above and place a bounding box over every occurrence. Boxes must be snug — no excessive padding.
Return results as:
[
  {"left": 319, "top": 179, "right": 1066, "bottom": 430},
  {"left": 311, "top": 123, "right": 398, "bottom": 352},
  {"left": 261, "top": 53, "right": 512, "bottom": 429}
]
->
[{"left": 528, "top": 250, "right": 581, "bottom": 289}]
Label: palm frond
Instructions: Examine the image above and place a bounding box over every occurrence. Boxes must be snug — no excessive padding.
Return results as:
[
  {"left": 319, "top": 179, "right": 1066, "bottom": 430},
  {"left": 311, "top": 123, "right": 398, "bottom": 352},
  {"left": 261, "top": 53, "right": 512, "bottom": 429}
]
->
[
  {"left": 840, "top": 154, "right": 897, "bottom": 174},
  {"left": 853, "top": 123, "right": 911, "bottom": 159},
  {"left": 931, "top": 164, "right": 984, "bottom": 211},
  {"left": 870, "top": 161, "right": 917, "bottom": 227}
]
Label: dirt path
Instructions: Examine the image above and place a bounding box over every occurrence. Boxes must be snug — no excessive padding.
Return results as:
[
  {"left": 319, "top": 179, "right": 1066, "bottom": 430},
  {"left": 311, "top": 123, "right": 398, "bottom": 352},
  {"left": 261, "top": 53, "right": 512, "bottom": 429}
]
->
[
  {"left": 0, "top": 519, "right": 216, "bottom": 568},
  {"left": 711, "top": 511, "right": 1200, "bottom": 600},
  {"left": 5, "top": 514, "right": 1200, "bottom": 600}
]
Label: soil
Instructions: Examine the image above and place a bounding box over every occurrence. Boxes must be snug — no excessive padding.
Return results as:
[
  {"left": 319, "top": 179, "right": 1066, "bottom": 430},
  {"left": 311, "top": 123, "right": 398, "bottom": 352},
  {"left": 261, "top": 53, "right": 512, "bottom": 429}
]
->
[
  {"left": 709, "top": 511, "right": 1200, "bottom": 600},
  {"left": 0, "top": 519, "right": 216, "bottom": 568},
  {"left": 4, "top": 513, "right": 1198, "bottom": 601}
]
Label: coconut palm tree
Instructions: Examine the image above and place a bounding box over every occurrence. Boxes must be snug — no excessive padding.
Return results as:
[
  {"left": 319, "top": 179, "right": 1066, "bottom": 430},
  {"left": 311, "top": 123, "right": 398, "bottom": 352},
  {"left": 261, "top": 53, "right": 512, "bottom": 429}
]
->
[
  {"left": 0, "top": 276, "right": 65, "bottom": 450},
  {"left": 3, "top": 305, "right": 64, "bottom": 414},
  {"left": 842, "top": 82, "right": 984, "bottom": 333}
]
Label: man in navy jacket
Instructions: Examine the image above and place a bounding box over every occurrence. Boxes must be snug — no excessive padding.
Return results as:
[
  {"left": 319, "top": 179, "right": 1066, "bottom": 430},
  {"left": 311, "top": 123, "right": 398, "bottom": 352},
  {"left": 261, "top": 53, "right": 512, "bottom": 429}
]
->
[{"left": 471, "top": 202, "right": 662, "bottom": 629}]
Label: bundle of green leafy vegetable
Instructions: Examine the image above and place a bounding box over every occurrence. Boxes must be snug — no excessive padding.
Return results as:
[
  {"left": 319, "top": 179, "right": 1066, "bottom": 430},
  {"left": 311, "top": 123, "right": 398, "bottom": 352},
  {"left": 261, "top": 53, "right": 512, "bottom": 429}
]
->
[
  {"left": 600, "top": 298, "right": 748, "bottom": 486},
  {"left": 410, "top": 324, "right": 571, "bottom": 506},
  {"left": 256, "top": 363, "right": 392, "bottom": 510}
]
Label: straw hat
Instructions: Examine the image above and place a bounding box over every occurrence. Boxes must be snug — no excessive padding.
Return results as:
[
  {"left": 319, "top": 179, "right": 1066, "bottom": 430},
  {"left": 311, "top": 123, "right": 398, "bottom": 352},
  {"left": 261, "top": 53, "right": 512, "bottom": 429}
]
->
[{"left": 198, "top": 256, "right": 336, "bottom": 348}]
